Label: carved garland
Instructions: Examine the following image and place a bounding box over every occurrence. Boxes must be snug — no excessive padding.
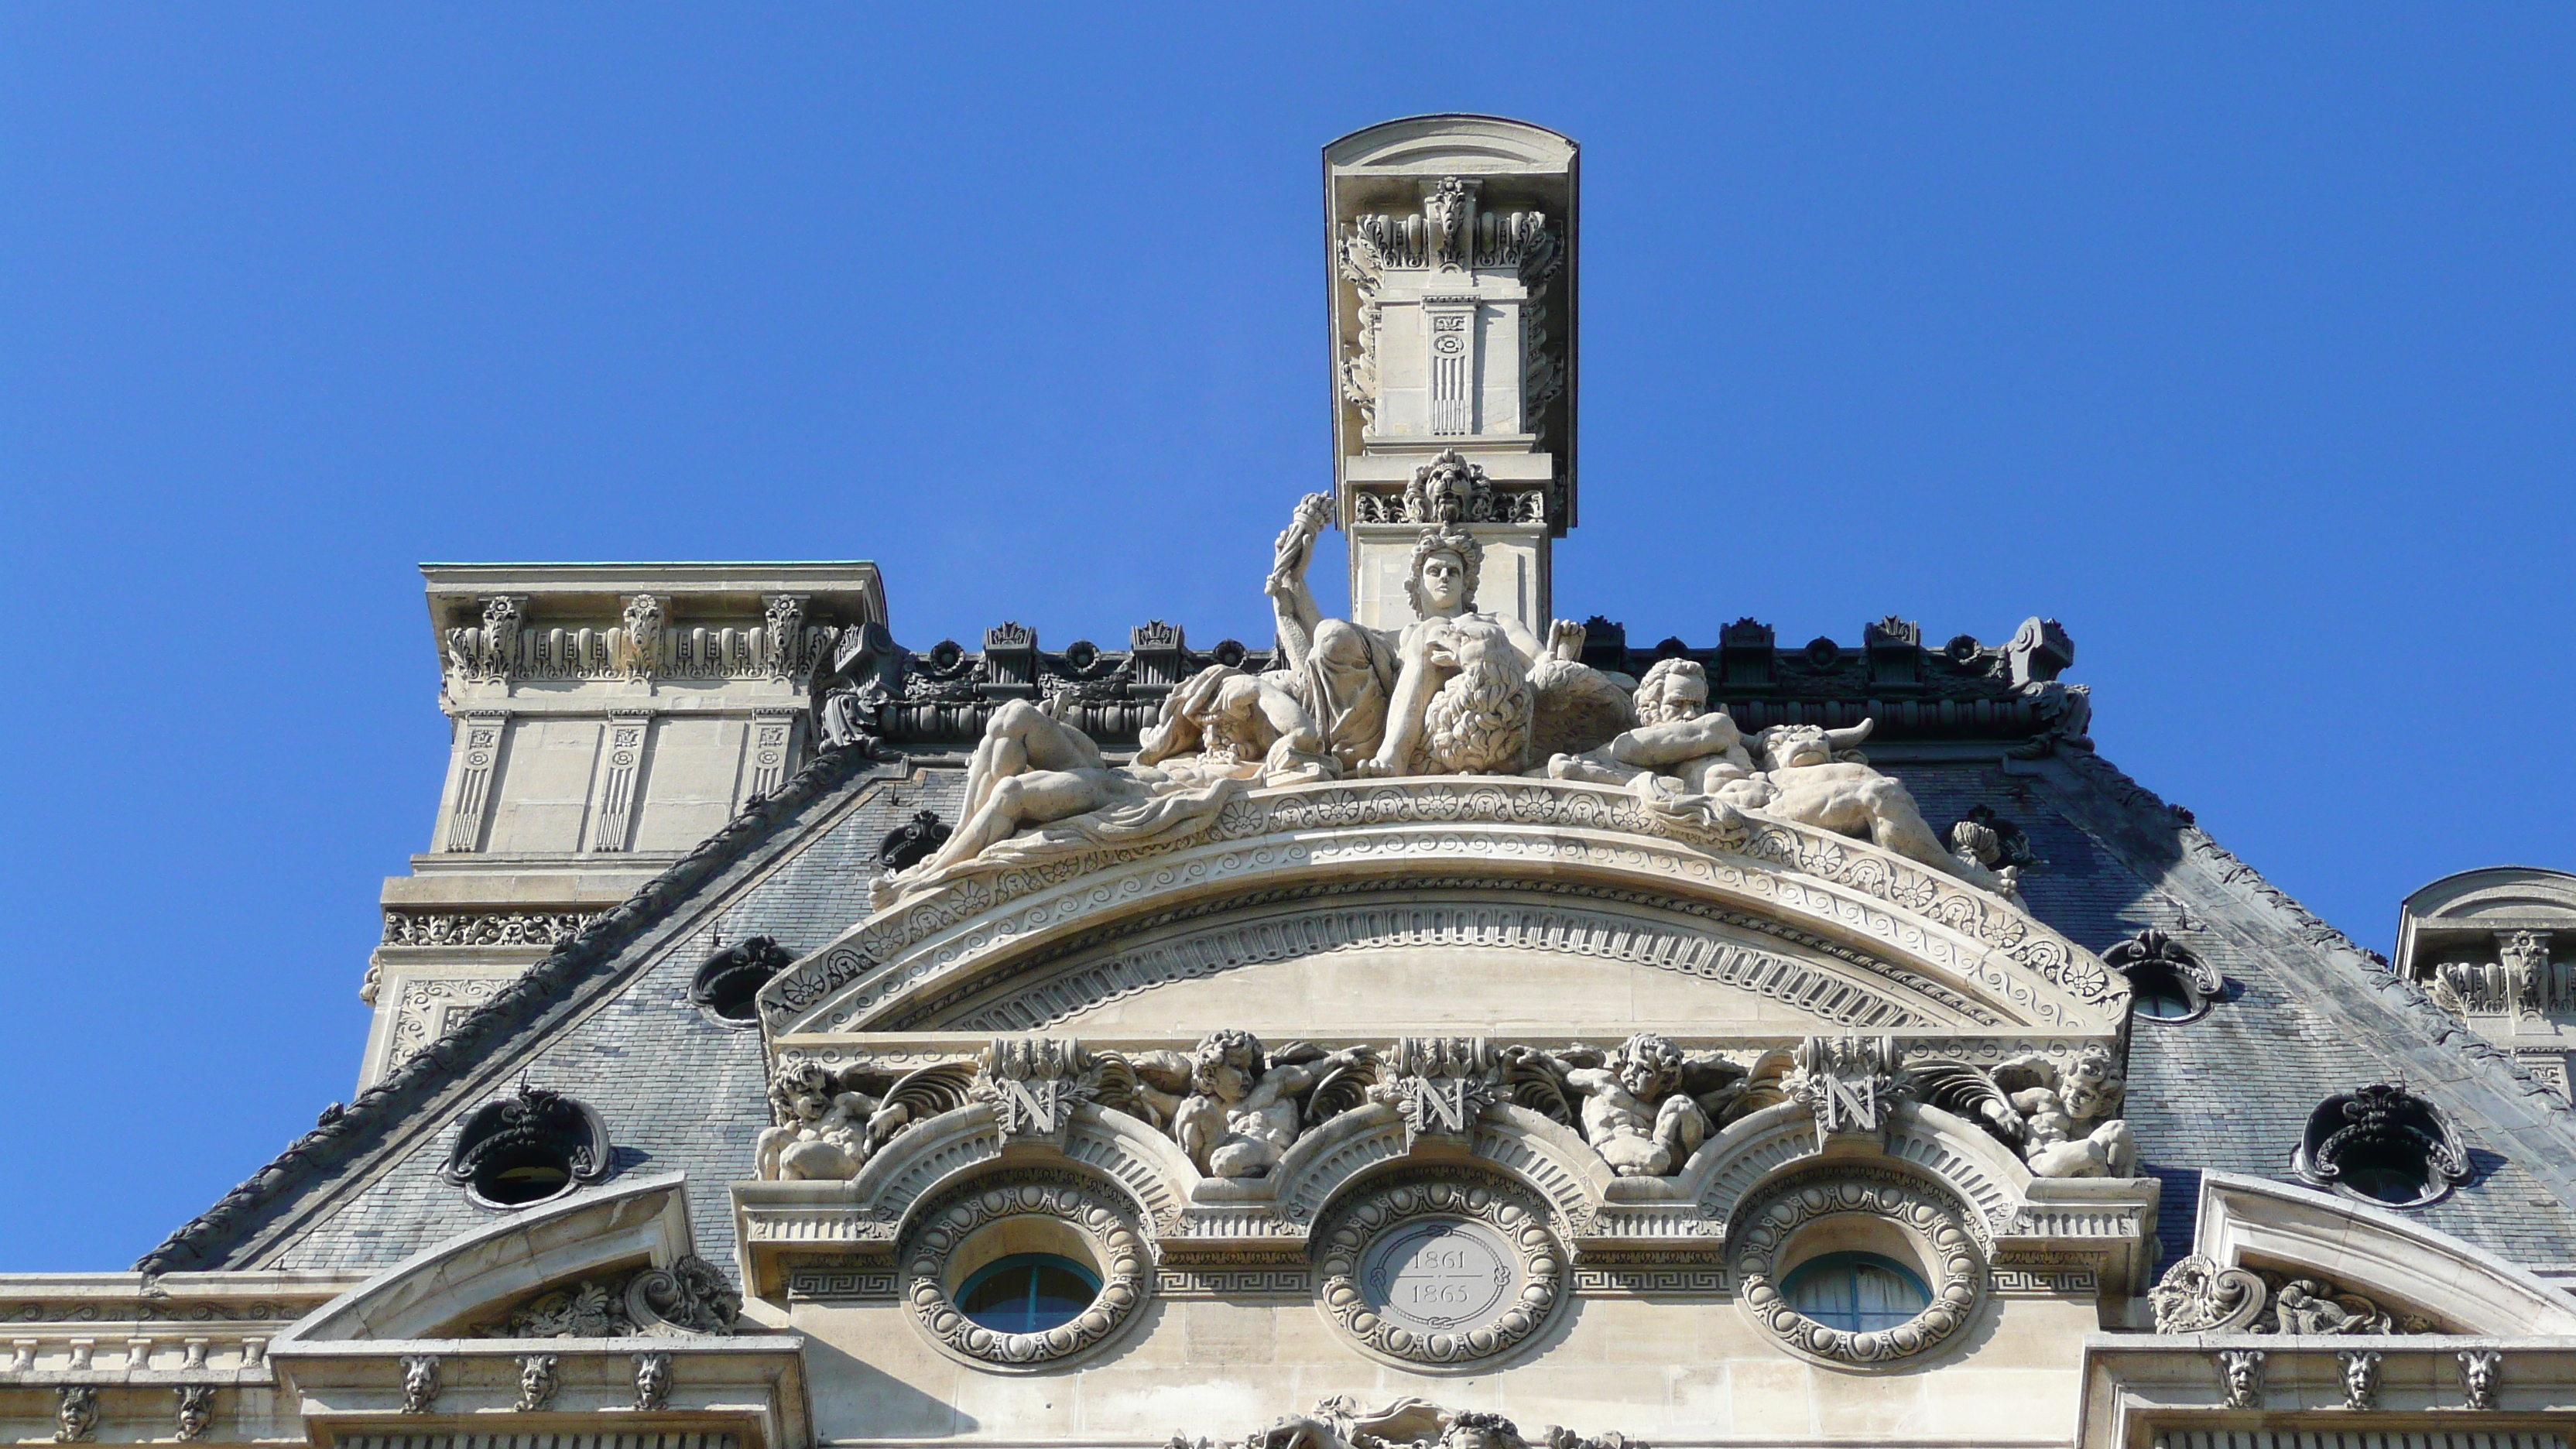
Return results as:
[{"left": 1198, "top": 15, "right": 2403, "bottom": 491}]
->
[
  {"left": 1313, "top": 1175, "right": 1564, "bottom": 1368},
  {"left": 1732, "top": 1172, "right": 1985, "bottom": 1368},
  {"left": 902, "top": 1173, "right": 1150, "bottom": 1368}
]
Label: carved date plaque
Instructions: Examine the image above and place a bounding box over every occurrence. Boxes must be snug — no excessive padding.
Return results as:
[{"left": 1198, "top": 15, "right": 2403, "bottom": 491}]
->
[{"left": 1360, "top": 1217, "right": 1515, "bottom": 1333}]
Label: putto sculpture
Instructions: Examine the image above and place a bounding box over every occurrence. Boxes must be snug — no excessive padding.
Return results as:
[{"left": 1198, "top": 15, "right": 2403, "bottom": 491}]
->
[
  {"left": 1164, "top": 1030, "right": 1375, "bottom": 1179},
  {"left": 1911, "top": 1048, "right": 2134, "bottom": 1179},
  {"left": 1546, "top": 1033, "right": 1717, "bottom": 1177}
]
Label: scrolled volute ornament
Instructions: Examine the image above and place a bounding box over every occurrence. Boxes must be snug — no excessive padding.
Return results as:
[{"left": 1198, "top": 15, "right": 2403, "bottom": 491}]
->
[
  {"left": 625, "top": 1255, "right": 741, "bottom": 1336},
  {"left": 2148, "top": 1255, "right": 2269, "bottom": 1333},
  {"left": 1731, "top": 1173, "right": 1984, "bottom": 1368}
]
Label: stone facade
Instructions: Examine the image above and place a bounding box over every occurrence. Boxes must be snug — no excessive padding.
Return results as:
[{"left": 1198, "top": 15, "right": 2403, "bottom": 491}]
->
[{"left": 7, "top": 115, "right": 2574, "bottom": 1449}]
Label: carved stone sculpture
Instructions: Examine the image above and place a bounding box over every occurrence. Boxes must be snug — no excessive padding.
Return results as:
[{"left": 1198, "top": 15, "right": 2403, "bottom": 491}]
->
[
  {"left": 1210, "top": 1396, "right": 1636, "bottom": 1449},
  {"left": 2146, "top": 1256, "right": 2436, "bottom": 1336},
  {"left": 1165, "top": 1030, "right": 1374, "bottom": 1178},
  {"left": 632, "top": 1351, "right": 673, "bottom": 1412},
  {"left": 2217, "top": 1348, "right": 2265, "bottom": 1410},
  {"left": 399, "top": 1354, "right": 441, "bottom": 1414},
  {"left": 872, "top": 697, "right": 1249, "bottom": 905},
  {"left": 515, "top": 1353, "right": 560, "bottom": 1412},
  {"left": 1547, "top": 1033, "right": 1718, "bottom": 1177},
  {"left": 2341, "top": 1349, "right": 2382, "bottom": 1410},
  {"left": 2460, "top": 1348, "right": 2502, "bottom": 1410},
  {"left": 1909, "top": 1047, "right": 2132, "bottom": 1178},
  {"left": 755, "top": 1060, "right": 971, "bottom": 1181},
  {"left": 1723, "top": 721, "right": 2019, "bottom": 896},
  {"left": 2147, "top": 1255, "right": 2267, "bottom": 1333},
  {"left": 1134, "top": 664, "right": 1338, "bottom": 786},
  {"left": 480, "top": 1257, "right": 741, "bottom": 1339},
  {"left": 174, "top": 1386, "right": 215, "bottom": 1443},
  {"left": 1266, "top": 496, "right": 1610, "bottom": 776},
  {"left": 1785, "top": 1036, "right": 1903, "bottom": 1139},
  {"left": 1543, "top": 658, "right": 1750, "bottom": 794},
  {"left": 53, "top": 1387, "right": 96, "bottom": 1444}
]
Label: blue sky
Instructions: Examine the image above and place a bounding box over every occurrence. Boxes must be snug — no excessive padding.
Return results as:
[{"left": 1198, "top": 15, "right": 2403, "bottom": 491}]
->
[{"left": 2, "top": 6, "right": 2569, "bottom": 1269}]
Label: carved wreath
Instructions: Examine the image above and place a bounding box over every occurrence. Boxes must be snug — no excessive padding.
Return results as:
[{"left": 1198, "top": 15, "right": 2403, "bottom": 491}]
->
[
  {"left": 902, "top": 1173, "right": 1149, "bottom": 1369},
  {"left": 1314, "top": 1174, "right": 1564, "bottom": 1368},
  {"left": 1731, "top": 1171, "right": 1985, "bottom": 1368}
]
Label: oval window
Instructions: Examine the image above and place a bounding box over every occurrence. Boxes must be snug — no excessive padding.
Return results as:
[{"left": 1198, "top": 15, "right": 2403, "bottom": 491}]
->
[
  {"left": 955, "top": 1253, "right": 1101, "bottom": 1334},
  {"left": 1780, "top": 1252, "right": 1933, "bottom": 1333},
  {"left": 2129, "top": 967, "right": 2201, "bottom": 1021}
]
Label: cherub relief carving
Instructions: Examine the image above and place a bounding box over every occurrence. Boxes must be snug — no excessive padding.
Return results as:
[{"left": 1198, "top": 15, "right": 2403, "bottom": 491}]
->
[
  {"left": 1522, "top": 1033, "right": 1748, "bottom": 1177},
  {"left": 1912, "top": 1048, "right": 2133, "bottom": 1179},
  {"left": 1154, "top": 1030, "right": 1375, "bottom": 1178},
  {"left": 753, "top": 1060, "right": 973, "bottom": 1181}
]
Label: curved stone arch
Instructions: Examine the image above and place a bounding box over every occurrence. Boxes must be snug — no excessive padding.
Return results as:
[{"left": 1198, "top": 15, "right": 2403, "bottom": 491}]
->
[
  {"left": 1057, "top": 1105, "right": 1199, "bottom": 1232},
  {"left": 1263, "top": 1104, "right": 1612, "bottom": 1241},
  {"left": 1270, "top": 1105, "right": 1413, "bottom": 1227},
  {"left": 1470, "top": 1106, "right": 1619, "bottom": 1233},
  {"left": 1684, "top": 1102, "right": 2027, "bottom": 1240},
  {"left": 913, "top": 889, "right": 1996, "bottom": 1035},
  {"left": 2194, "top": 1172, "right": 2576, "bottom": 1336},
  {"left": 845, "top": 1106, "right": 1005, "bottom": 1233},
  {"left": 766, "top": 780, "right": 2122, "bottom": 1038},
  {"left": 278, "top": 1171, "right": 696, "bottom": 1344}
]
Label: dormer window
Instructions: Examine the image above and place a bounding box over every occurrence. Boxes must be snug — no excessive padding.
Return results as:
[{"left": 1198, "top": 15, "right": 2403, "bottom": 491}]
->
[
  {"left": 2105, "top": 929, "right": 2224, "bottom": 1024},
  {"left": 444, "top": 1082, "right": 615, "bottom": 1208},
  {"left": 2293, "top": 1083, "right": 2473, "bottom": 1208},
  {"left": 689, "top": 936, "right": 794, "bottom": 1026}
]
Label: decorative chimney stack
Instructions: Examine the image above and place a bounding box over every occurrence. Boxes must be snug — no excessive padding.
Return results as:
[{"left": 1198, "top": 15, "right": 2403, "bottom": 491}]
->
[{"left": 1324, "top": 116, "right": 1577, "bottom": 632}]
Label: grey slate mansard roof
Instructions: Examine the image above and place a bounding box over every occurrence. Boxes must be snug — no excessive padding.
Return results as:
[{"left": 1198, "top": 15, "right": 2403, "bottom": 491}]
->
[{"left": 135, "top": 633, "right": 2576, "bottom": 1283}]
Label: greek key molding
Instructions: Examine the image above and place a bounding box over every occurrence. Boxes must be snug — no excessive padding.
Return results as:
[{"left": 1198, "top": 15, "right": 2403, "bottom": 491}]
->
[
  {"left": 1732, "top": 1169, "right": 1985, "bottom": 1368},
  {"left": 784, "top": 1268, "right": 898, "bottom": 1301},
  {"left": 902, "top": 1172, "right": 1149, "bottom": 1369},
  {"left": 1314, "top": 1173, "right": 1564, "bottom": 1369}
]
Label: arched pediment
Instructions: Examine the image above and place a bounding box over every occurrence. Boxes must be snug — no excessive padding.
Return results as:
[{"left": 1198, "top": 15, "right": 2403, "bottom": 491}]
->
[
  {"left": 761, "top": 779, "right": 2124, "bottom": 1039},
  {"left": 275, "top": 1172, "right": 696, "bottom": 1343},
  {"left": 2191, "top": 1172, "right": 2576, "bottom": 1336}
]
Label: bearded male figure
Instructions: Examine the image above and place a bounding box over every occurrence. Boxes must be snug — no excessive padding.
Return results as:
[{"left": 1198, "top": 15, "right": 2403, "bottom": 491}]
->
[
  {"left": 1266, "top": 493, "right": 1584, "bottom": 776},
  {"left": 1546, "top": 656, "right": 1754, "bottom": 792}
]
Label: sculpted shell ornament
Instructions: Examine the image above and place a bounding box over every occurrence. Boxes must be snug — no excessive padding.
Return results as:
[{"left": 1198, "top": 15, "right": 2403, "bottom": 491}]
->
[
  {"left": 1314, "top": 1176, "right": 1564, "bottom": 1368},
  {"left": 1732, "top": 1173, "right": 1985, "bottom": 1368},
  {"left": 903, "top": 1174, "right": 1149, "bottom": 1368}
]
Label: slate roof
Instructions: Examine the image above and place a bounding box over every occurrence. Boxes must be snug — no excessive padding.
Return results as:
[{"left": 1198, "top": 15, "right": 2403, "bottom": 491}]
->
[{"left": 139, "top": 649, "right": 2576, "bottom": 1286}]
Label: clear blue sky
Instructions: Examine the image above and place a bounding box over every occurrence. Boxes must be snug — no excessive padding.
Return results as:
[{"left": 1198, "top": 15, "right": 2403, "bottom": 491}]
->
[{"left": 2, "top": 6, "right": 2569, "bottom": 1269}]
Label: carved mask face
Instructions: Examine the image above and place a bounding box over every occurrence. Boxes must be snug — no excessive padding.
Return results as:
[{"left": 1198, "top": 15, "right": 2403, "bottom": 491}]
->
[{"left": 1416, "top": 550, "right": 1468, "bottom": 614}]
